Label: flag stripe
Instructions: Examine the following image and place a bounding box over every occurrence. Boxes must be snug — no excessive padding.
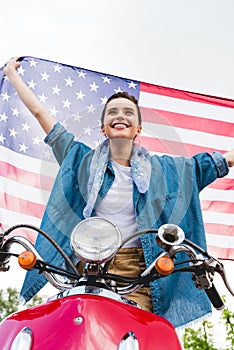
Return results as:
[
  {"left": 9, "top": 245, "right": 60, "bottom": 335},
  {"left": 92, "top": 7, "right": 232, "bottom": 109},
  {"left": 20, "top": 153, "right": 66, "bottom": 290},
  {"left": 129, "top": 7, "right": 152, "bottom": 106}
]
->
[
  {"left": 139, "top": 90, "right": 234, "bottom": 123},
  {"left": 206, "top": 245, "right": 232, "bottom": 259},
  {"left": 0, "top": 146, "right": 59, "bottom": 177},
  {"left": 0, "top": 176, "right": 50, "bottom": 204},
  {"left": 206, "top": 233, "right": 234, "bottom": 248},
  {"left": 140, "top": 106, "right": 234, "bottom": 138},
  {"left": 0, "top": 192, "right": 45, "bottom": 218},
  {"left": 142, "top": 122, "right": 233, "bottom": 150},
  {"left": 201, "top": 200, "right": 234, "bottom": 214},
  {"left": 1, "top": 208, "right": 41, "bottom": 228},
  {"left": 140, "top": 82, "right": 234, "bottom": 109},
  {"left": 200, "top": 188, "right": 234, "bottom": 203},
  {"left": 0, "top": 161, "right": 54, "bottom": 191},
  {"left": 204, "top": 223, "right": 234, "bottom": 236},
  {"left": 202, "top": 211, "right": 234, "bottom": 226},
  {"left": 141, "top": 135, "right": 224, "bottom": 156}
]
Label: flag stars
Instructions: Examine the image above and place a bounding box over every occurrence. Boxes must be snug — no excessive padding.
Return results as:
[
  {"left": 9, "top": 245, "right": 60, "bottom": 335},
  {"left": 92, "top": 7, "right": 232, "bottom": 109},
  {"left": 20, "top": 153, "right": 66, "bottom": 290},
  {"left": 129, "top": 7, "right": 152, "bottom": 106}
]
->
[
  {"left": 11, "top": 107, "right": 20, "bottom": 117},
  {"left": 19, "top": 143, "right": 28, "bottom": 153},
  {"left": 49, "top": 107, "right": 59, "bottom": 117},
  {"left": 0, "top": 113, "right": 8, "bottom": 122},
  {"left": 27, "top": 80, "right": 37, "bottom": 90},
  {"left": 76, "top": 90, "right": 85, "bottom": 100},
  {"left": 52, "top": 85, "right": 61, "bottom": 95},
  {"left": 18, "top": 66, "right": 26, "bottom": 76},
  {"left": 102, "top": 76, "right": 111, "bottom": 84},
  {"left": 53, "top": 64, "right": 62, "bottom": 73},
  {"left": 65, "top": 77, "right": 74, "bottom": 87},
  {"left": 1, "top": 92, "right": 10, "bottom": 102},
  {"left": 32, "top": 136, "right": 42, "bottom": 145},
  {"left": 87, "top": 104, "right": 96, "bottom": 114},
  {"left": 29, "top": 59, "right": 38, "bottom": 67},
  {"left": 89, "top": 82, "right": 99, "bottom": 92},
  {"left": 22, "top": 122, "right": 31, "bottom": 132},
  {"left": 43, "top": 148, "right": 52, "bottom": 160},
  {"left": 9, "top": 128, "right": 18, "bottom": 138},
  {"left": 0, "top": 133, "right": 6, "bottom": 144},
  {"left": 39, "top": 93, "right": 48, "bottom": 103},
  {"left": 83, "top": 126, "right": 92, "bottom": 136},
  {"left": 114, "top": 87, "right": 123, "bottom": 93},
  {"left": 77, "top": 70, "right": 86, "bottom": 78},
  {"left": 40, "top": 72, "right": 50, "bottom": 81},
  {"left": 73, "top": 112, "right": 83, "bottom": 122},
  {"left": 128, "top": 81, "right": 137, "bottom": 89},
  {"left": 62, "top": 98, "right": 71, "bottom": 109},
  {"left": 100, "top": 96, "right": 108, "bottom": 104}
]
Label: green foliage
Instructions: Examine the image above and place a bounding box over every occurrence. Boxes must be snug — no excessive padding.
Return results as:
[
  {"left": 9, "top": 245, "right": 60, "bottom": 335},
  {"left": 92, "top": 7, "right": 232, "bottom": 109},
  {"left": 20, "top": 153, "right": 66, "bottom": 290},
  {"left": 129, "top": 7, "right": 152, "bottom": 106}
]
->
[
  {"left": 182, "top": 304, "right": 234, "bottom": 350},
  {"left": 0, "top": 287, "right": 42, "bottom": 322},
  {"left": 183, "top": 320, "right": 218, "bottom": 350},
  {"left": 221, "top": 307, "right": 234, "bottom": 349}
]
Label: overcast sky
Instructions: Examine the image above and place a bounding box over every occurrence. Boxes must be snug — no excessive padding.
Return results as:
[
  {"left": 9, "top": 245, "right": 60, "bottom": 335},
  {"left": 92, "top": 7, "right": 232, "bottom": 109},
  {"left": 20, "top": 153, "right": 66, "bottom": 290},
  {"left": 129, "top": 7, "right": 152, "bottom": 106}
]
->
[
  {"left": 1, "top": 0, "right": 234, "bottom": 99},
  {"left": 1, "top": 0, "right": 233, "bottom": 328}
]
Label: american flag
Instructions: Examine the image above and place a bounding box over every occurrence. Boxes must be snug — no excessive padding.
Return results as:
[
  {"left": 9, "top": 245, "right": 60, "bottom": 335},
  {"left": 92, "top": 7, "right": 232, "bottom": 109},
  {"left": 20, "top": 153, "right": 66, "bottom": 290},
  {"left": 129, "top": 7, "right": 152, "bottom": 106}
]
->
[{"left": 0, "top": 56, "right": 233, "bottom": 258}]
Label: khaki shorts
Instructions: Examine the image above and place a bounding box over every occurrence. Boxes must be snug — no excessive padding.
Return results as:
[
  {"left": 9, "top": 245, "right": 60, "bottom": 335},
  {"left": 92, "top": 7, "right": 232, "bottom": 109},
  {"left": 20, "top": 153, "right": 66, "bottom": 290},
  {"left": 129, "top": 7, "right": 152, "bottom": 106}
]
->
[
  {"left": 108, "top": 247, "right": 153, "bottom": 312},
  {"left": 77, "top": 247, "right": 153, "bottom": 312}
]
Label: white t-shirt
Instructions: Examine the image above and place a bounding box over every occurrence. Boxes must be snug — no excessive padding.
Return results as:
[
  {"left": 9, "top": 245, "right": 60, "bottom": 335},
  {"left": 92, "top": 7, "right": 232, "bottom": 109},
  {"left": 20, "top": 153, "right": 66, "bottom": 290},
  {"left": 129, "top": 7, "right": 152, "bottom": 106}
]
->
[{"left": 95, "top": 160, "right": 141, "bottom": 247}]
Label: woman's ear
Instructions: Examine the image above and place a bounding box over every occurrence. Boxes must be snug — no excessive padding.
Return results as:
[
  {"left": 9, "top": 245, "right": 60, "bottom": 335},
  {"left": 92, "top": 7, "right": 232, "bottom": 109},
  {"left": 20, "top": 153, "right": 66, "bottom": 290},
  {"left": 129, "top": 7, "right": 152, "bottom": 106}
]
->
[
  {"left": 137, "top": 125, "right": 142, "bottom": 134},
  {"left": 101, "top": 126, "right": 106, "bottom": 136}
]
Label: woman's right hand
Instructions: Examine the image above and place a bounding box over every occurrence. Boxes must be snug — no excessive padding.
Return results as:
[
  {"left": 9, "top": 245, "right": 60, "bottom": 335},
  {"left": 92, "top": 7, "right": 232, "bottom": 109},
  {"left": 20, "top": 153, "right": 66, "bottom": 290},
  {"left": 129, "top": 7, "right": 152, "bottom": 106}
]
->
[
  {"left": 3, "top": 57, "right": 20, "bottom": 76},
  {"left": 3, "top": 56, "right": 57, "bottom": 134}
]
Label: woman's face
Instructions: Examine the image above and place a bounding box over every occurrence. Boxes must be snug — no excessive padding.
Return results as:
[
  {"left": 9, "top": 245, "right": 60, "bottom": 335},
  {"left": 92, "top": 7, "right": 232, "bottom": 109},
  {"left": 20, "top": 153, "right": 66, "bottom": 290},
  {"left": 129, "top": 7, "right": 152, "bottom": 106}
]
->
[{"left": 101, "top": 98, "right": 142, "bottom": 140}]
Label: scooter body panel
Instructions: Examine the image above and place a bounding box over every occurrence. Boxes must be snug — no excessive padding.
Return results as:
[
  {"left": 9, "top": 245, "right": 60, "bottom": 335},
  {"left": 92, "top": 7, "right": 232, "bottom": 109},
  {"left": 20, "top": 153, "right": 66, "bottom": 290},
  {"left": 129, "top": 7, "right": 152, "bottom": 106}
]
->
[{"left": 0, "top": 294, "right": 182, "bottom": 349}]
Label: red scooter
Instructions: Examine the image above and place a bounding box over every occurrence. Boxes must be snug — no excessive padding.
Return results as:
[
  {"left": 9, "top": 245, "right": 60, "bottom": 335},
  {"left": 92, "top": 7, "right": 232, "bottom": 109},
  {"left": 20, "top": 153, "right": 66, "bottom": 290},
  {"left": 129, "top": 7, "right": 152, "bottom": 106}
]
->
[{"left": 0, "top": 218, "right": 233, "bottom": 349}]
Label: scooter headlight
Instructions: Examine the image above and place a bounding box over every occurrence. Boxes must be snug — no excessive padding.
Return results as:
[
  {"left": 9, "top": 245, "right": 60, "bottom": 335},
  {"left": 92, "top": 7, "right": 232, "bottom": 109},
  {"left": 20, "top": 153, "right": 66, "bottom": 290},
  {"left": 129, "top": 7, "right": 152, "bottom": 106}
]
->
[{"left": 70, "top": 217, "right": 122, "bottom": 263}]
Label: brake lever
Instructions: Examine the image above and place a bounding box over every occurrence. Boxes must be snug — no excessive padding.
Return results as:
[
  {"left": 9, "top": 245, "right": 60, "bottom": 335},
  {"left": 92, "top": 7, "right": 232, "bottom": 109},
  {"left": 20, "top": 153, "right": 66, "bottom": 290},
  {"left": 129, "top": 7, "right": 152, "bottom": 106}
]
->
[{"left": 218, "top": 266, "right": 234, "bottom": 297}]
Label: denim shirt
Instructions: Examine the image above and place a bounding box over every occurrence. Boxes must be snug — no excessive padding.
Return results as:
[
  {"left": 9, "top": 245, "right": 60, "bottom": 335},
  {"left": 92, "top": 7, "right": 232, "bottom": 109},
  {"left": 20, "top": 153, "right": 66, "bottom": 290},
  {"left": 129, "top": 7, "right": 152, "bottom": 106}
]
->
[{"left": 20, "top": 123, "right": 229, "bottom": 328}]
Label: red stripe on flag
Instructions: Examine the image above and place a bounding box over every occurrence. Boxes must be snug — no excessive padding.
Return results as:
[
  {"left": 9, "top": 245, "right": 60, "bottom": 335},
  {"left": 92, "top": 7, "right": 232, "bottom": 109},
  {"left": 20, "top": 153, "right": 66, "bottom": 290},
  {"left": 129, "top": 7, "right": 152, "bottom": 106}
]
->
[
  {"left": 0, "top": 192, "right": 45, "bottom": 218},
  {"left": 0, "top": 161, "right": 54, "bottom": 191},
  {"left": 140, "top": 82, "right": 234, "bottom": 108},
  {"left": 141, "top": 136, "right": 225, "bottom": 156},
  {"left": 141, "top": 107, "right": 234, "bottom": 138},
  {"left": 208, "top": 178, "right": 234, "bottom": 190},
  {"left": 207, "top": 245, "right": 233, "bottom": 259},
  {"left": 204, "top": 223, "right": 234, "bottom": 236},
  {"left": 3, "top": 224, "right": 37, "bottom": 244},
  {"left": 201, "top": 200, "right": 234, "bottom": 214}
]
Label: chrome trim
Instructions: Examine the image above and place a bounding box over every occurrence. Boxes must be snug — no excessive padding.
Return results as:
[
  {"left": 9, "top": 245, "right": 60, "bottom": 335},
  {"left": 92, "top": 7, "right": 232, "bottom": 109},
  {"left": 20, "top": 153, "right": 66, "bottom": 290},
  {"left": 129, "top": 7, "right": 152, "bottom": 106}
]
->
[
  {"left": 117, "top": 332, "right": 139, "bottom": 350},
  {"left": 10, "top": 327, "right": 33, "bottom": 350},
  {"left": 47, "top": 285, "right": 141, "bottom": 308}
]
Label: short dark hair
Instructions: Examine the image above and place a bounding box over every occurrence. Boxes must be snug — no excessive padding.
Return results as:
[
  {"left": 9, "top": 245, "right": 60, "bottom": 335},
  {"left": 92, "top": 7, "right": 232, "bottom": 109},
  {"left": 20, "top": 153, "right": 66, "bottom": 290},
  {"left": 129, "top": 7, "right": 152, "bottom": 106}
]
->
[{"left": 101, "top": 91, "right": 142, "bottom": 126}]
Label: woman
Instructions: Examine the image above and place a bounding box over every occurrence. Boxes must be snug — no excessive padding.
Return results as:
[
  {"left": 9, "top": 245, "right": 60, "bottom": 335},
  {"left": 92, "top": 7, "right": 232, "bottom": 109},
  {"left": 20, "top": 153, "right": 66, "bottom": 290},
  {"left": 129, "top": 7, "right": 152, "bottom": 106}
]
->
[{"left": 4, "top": 58, "right": 234, "bottom": 328}]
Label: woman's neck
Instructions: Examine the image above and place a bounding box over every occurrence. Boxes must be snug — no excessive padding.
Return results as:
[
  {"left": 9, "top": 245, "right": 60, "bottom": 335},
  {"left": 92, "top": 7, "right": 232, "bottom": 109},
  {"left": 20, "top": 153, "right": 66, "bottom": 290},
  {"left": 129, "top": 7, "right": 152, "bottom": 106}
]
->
[{"left": 109, "top": 138, "right": 133, "bottom": 166}]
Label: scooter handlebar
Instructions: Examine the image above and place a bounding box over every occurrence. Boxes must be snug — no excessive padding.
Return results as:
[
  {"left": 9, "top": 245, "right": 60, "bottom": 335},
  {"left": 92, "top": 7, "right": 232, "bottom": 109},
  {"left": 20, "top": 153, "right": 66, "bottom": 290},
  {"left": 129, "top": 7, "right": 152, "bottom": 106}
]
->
[{"left": 205, "top": 285, "right": 225, "bottom": 310}]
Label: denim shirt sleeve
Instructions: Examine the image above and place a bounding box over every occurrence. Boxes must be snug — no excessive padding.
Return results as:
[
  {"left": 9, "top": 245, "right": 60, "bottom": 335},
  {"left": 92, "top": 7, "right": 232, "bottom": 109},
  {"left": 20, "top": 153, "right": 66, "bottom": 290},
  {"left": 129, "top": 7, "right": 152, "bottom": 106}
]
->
[
  {"left": 211, "top": 151, "right": 229, "bottom": 177},
  {"left": 44, "top": 122, "right": 75, "bottom": 165},
  {"left": 193, "top": 151, "right": 229, "bottom": 191}
]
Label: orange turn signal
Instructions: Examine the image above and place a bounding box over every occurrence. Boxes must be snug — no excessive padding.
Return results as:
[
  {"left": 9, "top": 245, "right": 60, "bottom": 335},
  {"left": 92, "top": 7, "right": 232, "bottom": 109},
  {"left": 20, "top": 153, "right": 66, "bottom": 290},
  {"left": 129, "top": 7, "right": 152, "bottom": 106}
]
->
[
  {"left": 155, "top": 256, "right": 174, "bottom": 276},
  {"left": 18, "top": 251, "right": 37, "bottom": 270}
]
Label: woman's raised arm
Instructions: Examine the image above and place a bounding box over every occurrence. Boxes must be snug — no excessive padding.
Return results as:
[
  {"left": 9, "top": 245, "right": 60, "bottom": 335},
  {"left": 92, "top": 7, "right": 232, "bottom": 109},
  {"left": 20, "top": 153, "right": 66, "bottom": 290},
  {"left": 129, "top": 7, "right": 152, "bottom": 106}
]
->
[{"left": 3, "top": 57, "right": 56, "bottom": 134}]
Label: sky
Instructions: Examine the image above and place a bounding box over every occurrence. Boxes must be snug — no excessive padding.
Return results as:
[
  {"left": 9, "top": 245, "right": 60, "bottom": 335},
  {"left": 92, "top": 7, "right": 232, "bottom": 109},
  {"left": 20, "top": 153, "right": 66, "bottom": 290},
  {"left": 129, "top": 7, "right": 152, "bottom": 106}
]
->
[{"left": 0, "top": 0, "right": 234, "bottom": 340}]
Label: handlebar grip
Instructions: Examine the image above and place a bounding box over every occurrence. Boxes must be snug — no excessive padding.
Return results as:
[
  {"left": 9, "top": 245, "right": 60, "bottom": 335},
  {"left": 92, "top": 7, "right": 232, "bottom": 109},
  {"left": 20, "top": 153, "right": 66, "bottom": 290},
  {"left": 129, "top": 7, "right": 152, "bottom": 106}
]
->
[{"left": 205, "top": 285, "right": 225, "bottom": 310}]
